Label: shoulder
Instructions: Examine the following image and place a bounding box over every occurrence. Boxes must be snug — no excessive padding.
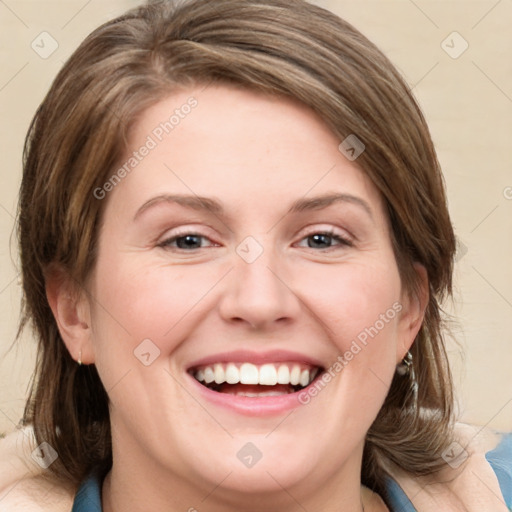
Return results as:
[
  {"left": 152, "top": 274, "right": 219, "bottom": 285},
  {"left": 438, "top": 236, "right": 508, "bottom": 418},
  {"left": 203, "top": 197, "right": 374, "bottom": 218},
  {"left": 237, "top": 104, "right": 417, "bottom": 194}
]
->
[
  {"left": 389, "top": 422, "right": 512, "bottom": 512},
  {"left": 0, "top": 427, "right": 74, "bottom": 512}
]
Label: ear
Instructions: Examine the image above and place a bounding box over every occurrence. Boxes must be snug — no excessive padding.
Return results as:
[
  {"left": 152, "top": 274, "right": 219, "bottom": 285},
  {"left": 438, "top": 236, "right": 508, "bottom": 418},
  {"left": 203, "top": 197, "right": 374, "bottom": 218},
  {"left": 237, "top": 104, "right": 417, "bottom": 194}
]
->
[
  {"left": 396, "top": 263, "right": 429, "bottom": 363},
  {"left": 45, "top": 265, "right": 95, "bottom": 365}
]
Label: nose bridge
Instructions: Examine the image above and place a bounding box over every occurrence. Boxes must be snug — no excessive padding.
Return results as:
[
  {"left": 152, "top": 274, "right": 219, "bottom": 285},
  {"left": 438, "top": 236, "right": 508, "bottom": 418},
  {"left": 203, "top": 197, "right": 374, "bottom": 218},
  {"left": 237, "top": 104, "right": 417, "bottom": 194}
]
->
[
  {"left": 218, "top": 235, "right": 299, "bottom": 327},
  {"left": 235, "top": 235, "right": 287, "bottom": 301},
  {"left": 238, "top": 249, "right": 282, "bottom": 297}
]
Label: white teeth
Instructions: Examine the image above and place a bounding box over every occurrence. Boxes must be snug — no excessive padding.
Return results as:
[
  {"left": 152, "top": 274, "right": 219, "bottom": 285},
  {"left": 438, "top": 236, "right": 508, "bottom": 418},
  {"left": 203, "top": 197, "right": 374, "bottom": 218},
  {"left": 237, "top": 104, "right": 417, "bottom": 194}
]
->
[
  {"left": 214, "top": 364, "right": 225, "bottom": 384},
  {"left": 290, "top": 366, "right": 301, "bottom": 386},
  {"left": 259, "top": 364, "right": 278, "bottom": 385},
  {"left": 239, "top": 363, "right": 259, "bottom": 384},
  {"left": 193, "top": 362, "right": 320, "bottom": 388},
  {"left": 277, "top": 364, "right": 290, "bottom": 384},
  {"left": 276, "top": 365, "right": 290, "bottom": 384},
  {"left": 225, "top": 363, "right": 240, "bottom": 384},
  {"left": 228, "top": 390, "right": 288, "bottom": 397},
  {"left": 299, "top": 370, "right": 310, "bottom": 387},
  {"left": 203, "top": 366, "right": 215, "bottom": 384}
]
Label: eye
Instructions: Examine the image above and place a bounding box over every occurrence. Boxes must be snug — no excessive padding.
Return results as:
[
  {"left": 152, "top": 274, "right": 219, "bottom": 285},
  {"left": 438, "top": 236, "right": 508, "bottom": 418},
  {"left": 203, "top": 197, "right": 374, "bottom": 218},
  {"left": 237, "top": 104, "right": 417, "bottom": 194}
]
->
[
  {"left": 297, "top": 231, "right": 352, "bottom": 250},
  {"left": 158, "top": 233, "right": 217, "bottom": 250}
]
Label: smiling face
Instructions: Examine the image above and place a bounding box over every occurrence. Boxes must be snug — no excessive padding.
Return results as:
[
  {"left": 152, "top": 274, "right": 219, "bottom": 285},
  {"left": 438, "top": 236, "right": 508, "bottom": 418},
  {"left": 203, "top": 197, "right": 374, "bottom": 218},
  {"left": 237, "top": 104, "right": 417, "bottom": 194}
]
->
[{"left": 54, "top": 85, "right": 425, "bottom": 509}]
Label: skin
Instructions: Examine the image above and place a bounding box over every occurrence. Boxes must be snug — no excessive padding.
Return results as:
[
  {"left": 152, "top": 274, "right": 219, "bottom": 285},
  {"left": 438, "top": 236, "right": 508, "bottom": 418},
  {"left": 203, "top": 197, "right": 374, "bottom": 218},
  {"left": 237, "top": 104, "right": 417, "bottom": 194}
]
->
[{"left": 47, "top": 85, "right": 427, "bottom": 512}]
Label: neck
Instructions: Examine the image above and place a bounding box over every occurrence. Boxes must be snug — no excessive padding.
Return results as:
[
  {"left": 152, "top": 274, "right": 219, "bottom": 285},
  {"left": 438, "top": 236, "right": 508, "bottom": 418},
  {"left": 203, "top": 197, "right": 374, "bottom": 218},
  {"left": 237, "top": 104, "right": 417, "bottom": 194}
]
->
[
  {"left": 102, "top": 441, "right": 376, "bottom": 512},
  {"left": 103, "top": 476, "right": 371, "bottom": 512}
]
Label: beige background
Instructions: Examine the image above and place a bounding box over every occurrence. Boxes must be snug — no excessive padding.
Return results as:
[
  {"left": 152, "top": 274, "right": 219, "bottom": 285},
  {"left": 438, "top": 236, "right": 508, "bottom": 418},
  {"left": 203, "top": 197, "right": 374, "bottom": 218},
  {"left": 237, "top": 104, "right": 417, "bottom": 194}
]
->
[{"left": 0, "top": 0, "right": 511, "bottom": 435}]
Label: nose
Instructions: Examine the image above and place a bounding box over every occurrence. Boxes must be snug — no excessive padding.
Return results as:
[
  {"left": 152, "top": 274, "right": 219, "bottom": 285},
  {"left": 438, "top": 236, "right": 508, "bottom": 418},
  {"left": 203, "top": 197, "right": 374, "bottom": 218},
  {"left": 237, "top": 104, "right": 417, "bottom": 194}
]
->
[{"left": 218, "top": 243, "right": 301, "bottom": 330}]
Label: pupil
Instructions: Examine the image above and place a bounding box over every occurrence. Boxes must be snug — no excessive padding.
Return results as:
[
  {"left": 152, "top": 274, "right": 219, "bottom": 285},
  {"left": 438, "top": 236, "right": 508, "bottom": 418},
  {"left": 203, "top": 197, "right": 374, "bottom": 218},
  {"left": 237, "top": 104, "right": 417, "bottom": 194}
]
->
[
  {"left": 177, "top": 235, "right": 201, "bottom": 249},
  {"left": 309, "top": 234, "right": 331, "bottom": 248}
]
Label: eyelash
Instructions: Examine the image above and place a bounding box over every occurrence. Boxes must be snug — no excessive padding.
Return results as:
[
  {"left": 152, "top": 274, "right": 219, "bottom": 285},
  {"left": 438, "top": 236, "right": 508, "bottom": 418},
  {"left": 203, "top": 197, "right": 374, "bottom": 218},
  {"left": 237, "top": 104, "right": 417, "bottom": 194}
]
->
[
  {"left": 157, "top": 229, "right": 353, "bottom": 251},
  {"left": 296, "top": 230, "right": 353, "bottom": 250}
]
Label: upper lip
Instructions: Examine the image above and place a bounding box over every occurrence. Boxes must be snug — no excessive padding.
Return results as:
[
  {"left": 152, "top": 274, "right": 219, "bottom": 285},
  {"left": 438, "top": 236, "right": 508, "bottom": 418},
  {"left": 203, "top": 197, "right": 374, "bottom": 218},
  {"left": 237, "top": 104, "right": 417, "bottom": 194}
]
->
[{"left": 186, "top": 349, "right": 324, "bottom": 371}]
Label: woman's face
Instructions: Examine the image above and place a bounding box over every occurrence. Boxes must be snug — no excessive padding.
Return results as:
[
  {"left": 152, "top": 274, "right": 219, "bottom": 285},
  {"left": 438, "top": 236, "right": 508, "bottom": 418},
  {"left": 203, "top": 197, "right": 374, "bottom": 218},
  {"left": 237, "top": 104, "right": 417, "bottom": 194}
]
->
[{"left": 79, "top": 85, "right": 424, "bottom": 502}]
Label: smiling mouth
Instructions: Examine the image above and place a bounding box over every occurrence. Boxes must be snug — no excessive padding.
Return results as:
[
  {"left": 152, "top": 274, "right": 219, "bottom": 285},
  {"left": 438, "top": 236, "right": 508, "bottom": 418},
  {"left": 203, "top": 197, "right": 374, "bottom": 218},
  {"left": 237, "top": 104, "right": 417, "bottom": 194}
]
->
[{"left": 189, "top": 362, "right": 322, "bottom": 396}]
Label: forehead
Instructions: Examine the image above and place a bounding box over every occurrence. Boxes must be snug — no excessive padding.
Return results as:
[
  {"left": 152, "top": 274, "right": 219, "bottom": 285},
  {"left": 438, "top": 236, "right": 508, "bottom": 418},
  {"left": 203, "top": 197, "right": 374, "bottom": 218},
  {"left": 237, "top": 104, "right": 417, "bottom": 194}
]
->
[{"left": 106, "top": 84, "right": 384, "bottom": 222}]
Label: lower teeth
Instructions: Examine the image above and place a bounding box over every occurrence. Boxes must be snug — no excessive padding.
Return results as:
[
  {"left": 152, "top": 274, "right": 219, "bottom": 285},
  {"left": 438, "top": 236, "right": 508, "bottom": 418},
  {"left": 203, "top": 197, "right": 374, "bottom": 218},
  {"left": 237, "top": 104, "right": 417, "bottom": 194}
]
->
[
  {"left": 205, "top": 383, "right": 304, "bottom": 394},
  {"left": 227, "top": 390, "right": 289, "bottom": 397}
]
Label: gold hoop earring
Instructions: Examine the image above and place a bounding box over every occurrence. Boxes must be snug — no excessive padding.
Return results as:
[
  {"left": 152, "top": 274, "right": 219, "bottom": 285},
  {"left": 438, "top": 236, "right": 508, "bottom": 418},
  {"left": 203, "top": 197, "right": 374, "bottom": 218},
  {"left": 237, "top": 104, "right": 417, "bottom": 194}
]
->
[{"left": 78, "top": 350, "right": 82, "bottom": 366}]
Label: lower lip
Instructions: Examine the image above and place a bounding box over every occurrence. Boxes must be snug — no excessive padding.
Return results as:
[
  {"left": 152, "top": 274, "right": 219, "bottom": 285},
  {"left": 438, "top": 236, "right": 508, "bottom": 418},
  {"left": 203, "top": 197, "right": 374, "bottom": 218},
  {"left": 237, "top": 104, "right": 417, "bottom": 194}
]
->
[{"left": 186, "top": 373, "right": 317, "bottom": 416}]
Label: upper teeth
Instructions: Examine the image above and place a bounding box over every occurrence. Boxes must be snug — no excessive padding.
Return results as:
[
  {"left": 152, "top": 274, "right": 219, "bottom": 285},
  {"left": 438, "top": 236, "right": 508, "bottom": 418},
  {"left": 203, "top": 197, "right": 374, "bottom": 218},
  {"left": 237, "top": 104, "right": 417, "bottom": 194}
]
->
[{"left": 193, "top": 363, "right": 319, "bottom": 387}]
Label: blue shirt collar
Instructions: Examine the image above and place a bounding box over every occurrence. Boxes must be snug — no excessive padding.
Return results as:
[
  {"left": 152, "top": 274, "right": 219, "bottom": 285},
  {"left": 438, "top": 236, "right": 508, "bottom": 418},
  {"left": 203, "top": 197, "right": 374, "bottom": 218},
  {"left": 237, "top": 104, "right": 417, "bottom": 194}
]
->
[
  {"left": 71, "top": 433, "right": 512, "bottom": 512},
  {"left": 71, "top": 473, "right": 102, "bottom": 512}
]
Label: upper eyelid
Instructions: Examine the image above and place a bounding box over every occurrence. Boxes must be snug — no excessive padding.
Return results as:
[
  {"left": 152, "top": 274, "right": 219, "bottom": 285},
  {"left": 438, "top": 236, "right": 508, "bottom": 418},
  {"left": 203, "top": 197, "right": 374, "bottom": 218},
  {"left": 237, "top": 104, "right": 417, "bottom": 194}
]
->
[
  {"left": 294, "top": 231, "right": 353, "bottom": 247},
  {"left": 158, "top": 224, "right": 218, "bottom": 241},
  {"left": 159, "top": 225, "right": 351, "bottom": 238},
  {"left": 159, "top": 232, "right": 217, "bottom": 246},
  {"left": 295, "top": 224, "right": 354, "bottom": 242}
]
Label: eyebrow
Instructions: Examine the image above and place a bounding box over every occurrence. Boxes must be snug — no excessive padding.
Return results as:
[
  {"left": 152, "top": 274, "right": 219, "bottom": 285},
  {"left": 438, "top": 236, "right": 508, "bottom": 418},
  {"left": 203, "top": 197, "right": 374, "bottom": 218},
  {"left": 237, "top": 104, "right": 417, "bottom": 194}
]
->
[
  {"left": 134, "top": 192, "right": 374, "bottom": 221},
  {"left": 134, "top": 194, "right": 223, "bottom": 220},
  {"left": 288, "top": 193, "right": 373, "bottom": 220}
]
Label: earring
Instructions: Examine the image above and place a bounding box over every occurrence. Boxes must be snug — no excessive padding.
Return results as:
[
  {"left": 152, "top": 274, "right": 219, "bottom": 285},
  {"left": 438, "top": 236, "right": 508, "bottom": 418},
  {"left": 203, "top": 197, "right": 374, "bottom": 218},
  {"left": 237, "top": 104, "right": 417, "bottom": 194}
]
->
[
  {"left": 396, "top": 351, "right": 412, "bottom": 376},
  {"left": 397, "top": 351, "right": 419, "bottom": 402},
  {"left": 78, "top": 350, "right": 82, "bottom": 366}
]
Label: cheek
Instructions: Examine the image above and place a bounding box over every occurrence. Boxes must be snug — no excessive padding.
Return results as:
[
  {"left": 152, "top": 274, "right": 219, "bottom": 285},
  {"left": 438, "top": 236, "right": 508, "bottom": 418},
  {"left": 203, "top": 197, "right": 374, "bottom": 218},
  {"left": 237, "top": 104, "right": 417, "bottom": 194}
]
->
[
  {"left": 89, "top": 259, "right": 220, "bottom": 356},
  {"left": 292, "top": 253, "right": 404, "bottom": 413},
  {"left": 295, "top": 256, "right": 402, "bottom": 350},
  {"left": 288, "top": 258, "right": 403, "bottom": 450}
]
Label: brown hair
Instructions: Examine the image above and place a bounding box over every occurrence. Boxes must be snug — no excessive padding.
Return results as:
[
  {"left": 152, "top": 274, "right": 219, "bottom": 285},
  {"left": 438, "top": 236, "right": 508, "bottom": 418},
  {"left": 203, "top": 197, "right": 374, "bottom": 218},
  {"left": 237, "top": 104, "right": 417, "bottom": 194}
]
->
[{"left": 18, "top": 0, "right": 456, "bottom": 499}]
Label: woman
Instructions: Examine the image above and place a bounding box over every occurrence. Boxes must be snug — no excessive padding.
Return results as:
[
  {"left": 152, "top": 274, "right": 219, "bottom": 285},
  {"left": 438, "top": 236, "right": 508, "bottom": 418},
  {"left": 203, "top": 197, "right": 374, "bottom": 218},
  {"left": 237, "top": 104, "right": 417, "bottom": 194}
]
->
[{"left": 0, "top": 0, "right": 510, "bottom": 510}]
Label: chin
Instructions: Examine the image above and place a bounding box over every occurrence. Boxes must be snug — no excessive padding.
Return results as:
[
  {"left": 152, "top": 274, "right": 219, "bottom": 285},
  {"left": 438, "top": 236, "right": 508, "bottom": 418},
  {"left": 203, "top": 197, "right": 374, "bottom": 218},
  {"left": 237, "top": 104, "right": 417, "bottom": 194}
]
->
[{"left": 177, "top": 428, "right": 334, "bottom": 496}]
